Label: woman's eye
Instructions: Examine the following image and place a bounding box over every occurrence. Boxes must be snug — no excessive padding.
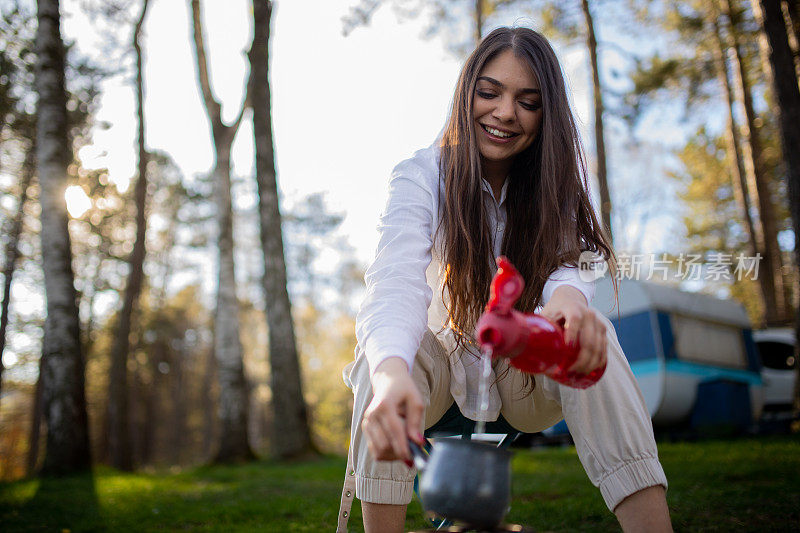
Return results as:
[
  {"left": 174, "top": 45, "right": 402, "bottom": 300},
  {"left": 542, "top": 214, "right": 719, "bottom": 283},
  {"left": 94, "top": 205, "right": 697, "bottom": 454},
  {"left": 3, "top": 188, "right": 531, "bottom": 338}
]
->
[
  {"left": 476, "top": 90, "right": 496, "bottom": 99},
  {"left": 520, "top": 101, "right": 542, "bottom": 111}
]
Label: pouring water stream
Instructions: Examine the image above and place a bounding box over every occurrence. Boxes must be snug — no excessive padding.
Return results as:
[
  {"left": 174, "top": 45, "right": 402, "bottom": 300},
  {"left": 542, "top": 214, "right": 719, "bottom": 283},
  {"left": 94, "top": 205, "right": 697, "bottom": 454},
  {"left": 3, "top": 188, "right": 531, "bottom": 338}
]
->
[{"left": 474, "top": 345, "right": 493, "bottom": 435}]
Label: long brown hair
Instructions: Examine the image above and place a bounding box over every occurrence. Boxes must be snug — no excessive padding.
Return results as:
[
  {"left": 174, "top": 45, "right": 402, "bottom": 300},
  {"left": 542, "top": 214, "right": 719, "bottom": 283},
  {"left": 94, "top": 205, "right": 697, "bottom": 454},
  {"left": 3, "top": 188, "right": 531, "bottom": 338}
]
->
[{"left": 438, "top": 27, "right": 616, "bottom": 352}]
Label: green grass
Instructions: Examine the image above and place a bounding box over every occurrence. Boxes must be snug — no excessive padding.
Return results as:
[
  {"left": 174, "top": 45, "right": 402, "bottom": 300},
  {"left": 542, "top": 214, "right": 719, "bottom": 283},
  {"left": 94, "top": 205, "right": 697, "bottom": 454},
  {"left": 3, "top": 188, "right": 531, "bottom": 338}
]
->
[{"left": 0, "top": 436, "right": 798, "bottom": 532}]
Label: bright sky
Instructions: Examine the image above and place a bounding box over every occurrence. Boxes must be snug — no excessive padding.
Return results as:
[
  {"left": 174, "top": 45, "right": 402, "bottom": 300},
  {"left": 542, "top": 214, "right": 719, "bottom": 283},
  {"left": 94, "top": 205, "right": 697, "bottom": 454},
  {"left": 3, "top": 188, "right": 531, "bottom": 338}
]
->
[
  {"left": 64, "top": 0, "right": 680, "bottom": 269},
  {"left": 72, "top": 0, "right": 458, "bottom": 265}
]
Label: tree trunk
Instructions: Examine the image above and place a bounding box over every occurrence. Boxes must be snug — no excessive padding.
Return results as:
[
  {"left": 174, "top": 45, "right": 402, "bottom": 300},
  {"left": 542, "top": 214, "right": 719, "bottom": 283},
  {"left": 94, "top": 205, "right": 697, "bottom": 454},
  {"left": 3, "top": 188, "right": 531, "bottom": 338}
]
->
[
  {"left": 786, "top": 0, "right": 800, "bottom": 38},
  {"left": 201, "top": 339, "right": 217, "bottom": 460},
  {"left": 137, "top": 357, "right": 157, "bottom": 465},
  {"left": 106, "top": 0, "right": 150, "bottom": 473},
  {"left": 249, "top": 0, "right": 314, "bottom": 458},
  {"left": 713, "top": 14, "right": 773, "bottom": 326},
  {"left": 758, "top": 0, "right": 800, "bottom": 425},
  {"left": 724, "top": 0, "right": 787, "bottom": 323},
  {"left": 782, "top": 0, "right": 800, "bottom": 77},
  {"left": 34, "top": 0, "right": 92, "bottom": 476},
  {"left": 189, "top": 0, "right": 254, "bottom": 463},
  {"left": 581, "top": 0, "right": 613, "bottom": 242},
  {"left": 212, "top": 145, "right": 254, "bottom": 462},
  {"left": 0, "top": 147, "right": 34, "bottom": 404},
  {"left": 26, "top": 355, "right": 44, "bottom": 476},
  {"left": 750, "top": 0, "right": 778, "bottom": 85},
  {"left": 712, "top": 16, "right": 771, "bottom": 318},
  {"left": 169, "top": 346, "right": 186, "bottom": 465}
]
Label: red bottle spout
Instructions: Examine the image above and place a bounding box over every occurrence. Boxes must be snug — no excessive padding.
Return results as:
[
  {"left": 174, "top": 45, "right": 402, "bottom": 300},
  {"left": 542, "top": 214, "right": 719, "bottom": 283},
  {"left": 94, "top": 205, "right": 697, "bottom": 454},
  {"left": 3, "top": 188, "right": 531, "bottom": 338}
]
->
[
  {"left": 475, "top": 256, "right": 606, "bottom": 389},
  {"left": 476, "top": 322, "right": 503, "bottom": 348},
  {"left": 475, "top": 312, "right": 522, "bottom": 356},
  {"left": 487, "top": 256, "right": 524, "bottom": 315},
  {"left": 476, "top": 256, "right": 527, "bottom": 356}
]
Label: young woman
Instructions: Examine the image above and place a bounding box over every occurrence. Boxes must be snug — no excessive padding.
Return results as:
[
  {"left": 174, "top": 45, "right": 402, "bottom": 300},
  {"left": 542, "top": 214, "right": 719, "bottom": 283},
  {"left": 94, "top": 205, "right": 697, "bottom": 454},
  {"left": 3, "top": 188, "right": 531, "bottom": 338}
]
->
[{"left": 337, "top": 27, "right": 672, "bottom": 533}]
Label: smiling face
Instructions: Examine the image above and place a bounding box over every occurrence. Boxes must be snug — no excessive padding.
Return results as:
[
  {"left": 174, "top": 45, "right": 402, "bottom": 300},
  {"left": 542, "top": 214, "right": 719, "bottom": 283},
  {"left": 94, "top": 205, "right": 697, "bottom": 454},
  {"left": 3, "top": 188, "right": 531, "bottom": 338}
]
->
[{"left": 472, "top": 49, "right": 543, "bottom": 176}]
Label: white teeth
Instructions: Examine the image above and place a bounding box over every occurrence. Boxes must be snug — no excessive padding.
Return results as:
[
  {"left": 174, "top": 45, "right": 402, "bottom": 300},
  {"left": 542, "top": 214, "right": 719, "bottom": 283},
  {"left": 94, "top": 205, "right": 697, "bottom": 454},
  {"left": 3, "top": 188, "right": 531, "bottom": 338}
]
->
[{"left": 484, "top": 125, "right": 513, "bottom": 138}]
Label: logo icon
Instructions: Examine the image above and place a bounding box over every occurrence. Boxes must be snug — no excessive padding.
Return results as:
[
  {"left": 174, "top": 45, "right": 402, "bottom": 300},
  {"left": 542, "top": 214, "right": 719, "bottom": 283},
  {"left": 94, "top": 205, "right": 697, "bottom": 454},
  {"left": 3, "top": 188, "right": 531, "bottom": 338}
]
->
[{"left": 578, "top": 251, "right": 608, "bottom": 282}]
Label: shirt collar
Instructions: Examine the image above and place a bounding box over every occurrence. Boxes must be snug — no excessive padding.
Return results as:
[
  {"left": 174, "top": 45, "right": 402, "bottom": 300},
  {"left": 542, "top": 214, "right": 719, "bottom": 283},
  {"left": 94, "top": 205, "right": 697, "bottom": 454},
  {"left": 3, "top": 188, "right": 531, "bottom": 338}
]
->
[{"left": 480, "top": 177, "right": 509, "bottom": 207}]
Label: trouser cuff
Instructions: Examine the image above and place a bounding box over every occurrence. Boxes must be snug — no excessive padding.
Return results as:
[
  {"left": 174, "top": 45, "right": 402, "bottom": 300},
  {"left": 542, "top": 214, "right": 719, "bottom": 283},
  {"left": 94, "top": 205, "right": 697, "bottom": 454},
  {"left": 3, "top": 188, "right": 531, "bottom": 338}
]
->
[
  {"left": 599, "top": 456, "right": 668, "bottom": 512},
  {"left": 356, "top": 474, "right": 415, "bottom": 505}
]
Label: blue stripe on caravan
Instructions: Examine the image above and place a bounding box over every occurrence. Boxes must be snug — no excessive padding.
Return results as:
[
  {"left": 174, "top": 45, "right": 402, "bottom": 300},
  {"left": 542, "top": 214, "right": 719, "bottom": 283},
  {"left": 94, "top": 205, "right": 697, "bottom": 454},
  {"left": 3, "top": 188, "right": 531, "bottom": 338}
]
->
[
  {"left": 664, "top": 360, "right": 762, "bottom": 385},
  {"left": 657, "top": 311, "right": 676, "bottom": 359},
  {"left": 610, "top": 311, "right": 659, "bottom": 362},
  {"left": 630, "top": 359, "right": 661, "bottom": 376}
]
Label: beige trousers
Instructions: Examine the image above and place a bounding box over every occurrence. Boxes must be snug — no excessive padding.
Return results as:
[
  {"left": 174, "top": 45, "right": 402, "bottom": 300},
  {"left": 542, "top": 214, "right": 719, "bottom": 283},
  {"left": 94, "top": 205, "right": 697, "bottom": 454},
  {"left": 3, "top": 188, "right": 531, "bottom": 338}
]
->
[{"left": 336, "top": 313, "right": 667, "bottom": 532}]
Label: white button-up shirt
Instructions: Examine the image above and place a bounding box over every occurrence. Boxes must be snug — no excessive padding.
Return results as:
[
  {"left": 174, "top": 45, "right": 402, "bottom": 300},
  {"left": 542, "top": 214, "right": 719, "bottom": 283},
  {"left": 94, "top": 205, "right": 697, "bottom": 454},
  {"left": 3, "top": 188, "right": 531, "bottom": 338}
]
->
[{"left": 356, "top": 142, "right": 595, "bottom": 421}]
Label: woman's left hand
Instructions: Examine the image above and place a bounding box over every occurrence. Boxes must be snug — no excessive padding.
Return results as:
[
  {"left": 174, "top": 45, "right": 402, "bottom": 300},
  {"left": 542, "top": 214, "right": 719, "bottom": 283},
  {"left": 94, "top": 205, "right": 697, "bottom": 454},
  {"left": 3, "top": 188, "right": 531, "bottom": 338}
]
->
[{"left": 540, "top": 285, "right": 607, "bottom": 374}]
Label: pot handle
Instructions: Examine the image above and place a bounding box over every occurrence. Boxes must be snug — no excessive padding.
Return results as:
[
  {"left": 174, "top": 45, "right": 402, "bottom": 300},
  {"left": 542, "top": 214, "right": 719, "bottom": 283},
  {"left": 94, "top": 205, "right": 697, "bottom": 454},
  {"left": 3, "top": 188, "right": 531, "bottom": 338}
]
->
[{"left": 408, "top": 439, "right": 428, "bottom": 471}]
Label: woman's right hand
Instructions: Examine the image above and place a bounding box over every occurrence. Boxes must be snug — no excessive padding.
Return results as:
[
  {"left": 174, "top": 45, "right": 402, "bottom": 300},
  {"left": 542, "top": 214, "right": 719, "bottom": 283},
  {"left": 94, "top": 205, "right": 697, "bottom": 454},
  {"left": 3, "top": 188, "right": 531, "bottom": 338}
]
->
[{"left": 362, "top": 357, "right": 425, "bottom": 464}]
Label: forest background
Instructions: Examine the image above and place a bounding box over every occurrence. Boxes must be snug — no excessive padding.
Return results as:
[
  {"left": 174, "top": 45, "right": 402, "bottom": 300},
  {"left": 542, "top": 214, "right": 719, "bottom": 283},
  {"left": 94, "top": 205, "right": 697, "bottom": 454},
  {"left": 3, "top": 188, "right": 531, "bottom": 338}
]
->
[{"left": 1, "top": 0, "right": 799, "bottom": 480}]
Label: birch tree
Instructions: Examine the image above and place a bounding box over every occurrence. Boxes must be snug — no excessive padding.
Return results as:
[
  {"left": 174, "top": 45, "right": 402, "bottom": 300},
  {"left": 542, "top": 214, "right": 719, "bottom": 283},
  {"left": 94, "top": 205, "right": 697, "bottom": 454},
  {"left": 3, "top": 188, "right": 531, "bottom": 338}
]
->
[
  {"left": 189, "top": 0, "right": 255, "bottom": 463},
  {"left": 34, "top": 0, "right": 91, "bottom": 475}
]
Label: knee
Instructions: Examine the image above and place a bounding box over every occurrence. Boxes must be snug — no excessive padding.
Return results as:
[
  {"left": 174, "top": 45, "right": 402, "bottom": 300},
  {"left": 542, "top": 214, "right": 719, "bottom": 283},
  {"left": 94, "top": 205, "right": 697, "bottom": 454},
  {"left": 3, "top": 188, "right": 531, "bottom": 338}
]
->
[{"left": 498, "top": 372, "right": 564, "bottom": 433}]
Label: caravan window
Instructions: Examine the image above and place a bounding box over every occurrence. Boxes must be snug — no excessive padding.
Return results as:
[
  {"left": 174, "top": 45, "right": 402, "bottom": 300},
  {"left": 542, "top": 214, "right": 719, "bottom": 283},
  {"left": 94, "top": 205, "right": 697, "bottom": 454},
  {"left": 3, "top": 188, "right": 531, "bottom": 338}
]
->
[
  {"left": 757, "top": 341, "right": 797, "bottom": 371},
  {"left": 671, "top": 315, "right": 747, "bottom": 369}
]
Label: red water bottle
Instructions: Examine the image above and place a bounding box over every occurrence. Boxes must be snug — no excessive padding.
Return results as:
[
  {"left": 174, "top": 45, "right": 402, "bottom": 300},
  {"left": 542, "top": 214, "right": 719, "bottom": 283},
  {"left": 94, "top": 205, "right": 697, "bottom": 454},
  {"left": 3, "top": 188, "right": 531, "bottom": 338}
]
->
[{"left": 474, "top": 256, "right": 605, "bottom": 389}]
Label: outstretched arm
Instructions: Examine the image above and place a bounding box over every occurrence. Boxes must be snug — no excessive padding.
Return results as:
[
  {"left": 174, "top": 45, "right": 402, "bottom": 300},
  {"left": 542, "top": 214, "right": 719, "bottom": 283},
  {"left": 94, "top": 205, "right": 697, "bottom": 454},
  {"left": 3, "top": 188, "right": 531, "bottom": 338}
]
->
[
  {"left": 540, "top": 283, "right": 607, "bottom": 375},
  {"left": 356, "top": 151, "right": 438, "bottom": 465}
]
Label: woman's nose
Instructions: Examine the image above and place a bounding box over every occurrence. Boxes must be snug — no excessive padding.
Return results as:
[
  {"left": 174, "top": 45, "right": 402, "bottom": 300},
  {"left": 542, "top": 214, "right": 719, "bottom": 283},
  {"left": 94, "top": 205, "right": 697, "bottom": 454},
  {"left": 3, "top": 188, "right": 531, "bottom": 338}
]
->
[{"left": 492, "top": 96, "right": 515, "bottom": 122}]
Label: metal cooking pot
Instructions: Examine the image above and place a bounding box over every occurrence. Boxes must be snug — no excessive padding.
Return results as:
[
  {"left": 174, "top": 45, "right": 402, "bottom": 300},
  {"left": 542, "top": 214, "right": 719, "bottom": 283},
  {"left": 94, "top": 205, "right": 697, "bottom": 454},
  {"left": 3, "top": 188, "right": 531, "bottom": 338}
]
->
[{"left": 409, "top": 438, "right": 512, "bottom": 529}]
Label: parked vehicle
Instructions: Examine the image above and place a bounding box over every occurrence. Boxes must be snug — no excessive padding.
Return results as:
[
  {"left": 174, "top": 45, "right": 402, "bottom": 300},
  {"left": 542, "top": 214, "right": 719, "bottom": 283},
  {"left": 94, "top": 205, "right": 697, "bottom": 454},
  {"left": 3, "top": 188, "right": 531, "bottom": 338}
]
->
[
  {"left": 543, "top": 277, "right": 763, "bottom": 439},
  {"left": 752, "top": 328, "right": 797, "bottom": 431}
]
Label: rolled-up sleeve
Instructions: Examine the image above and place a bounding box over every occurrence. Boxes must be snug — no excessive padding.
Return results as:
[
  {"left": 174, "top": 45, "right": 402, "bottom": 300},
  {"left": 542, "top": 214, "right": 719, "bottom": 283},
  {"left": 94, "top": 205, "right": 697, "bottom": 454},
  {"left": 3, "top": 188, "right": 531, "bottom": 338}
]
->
[
  {"left": 355, "top": 158, "right": 436, "bottom": 376},
  {"left": 541, "top": 264, "right": 596, "bottom": 305}
]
